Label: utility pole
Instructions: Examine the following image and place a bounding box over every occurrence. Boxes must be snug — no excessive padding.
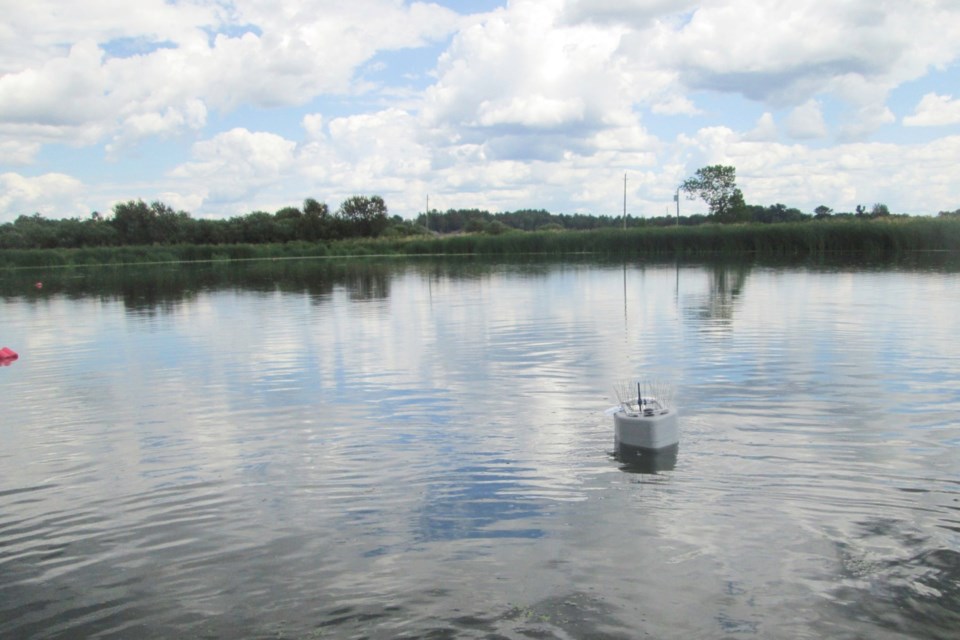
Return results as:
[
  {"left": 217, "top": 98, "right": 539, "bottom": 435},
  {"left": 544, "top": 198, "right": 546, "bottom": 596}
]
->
[
  {"left": 623, "top": 173, "right": 627, "bottom": 229},
  {"left": 674, "top": 186, "right": 681, "bottom": 226},
  {"left": 426, "top": 194, "right": 430, "bottom": 232}
]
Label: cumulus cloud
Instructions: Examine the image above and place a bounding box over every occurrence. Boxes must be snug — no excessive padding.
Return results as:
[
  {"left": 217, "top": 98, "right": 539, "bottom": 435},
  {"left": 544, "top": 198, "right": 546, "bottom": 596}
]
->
[
  {"left": 0, "top": 0, "right": 462, "bottom": 156},
  {"left": 650, "top": 94, "right": 701, "bottom": 116},
  {"left": 904, "top": 93, "right": 960, "bottom": 126},
  {"left": 170, "top": 128, "right": 297, "bottom": 204},
  {"left": 315, "top": 108, "right": 433, "bottom": 196},
  {"left": 559, "top": 0, "right": 697, "bottom": 27},
  {"left": 839, "top": 104, "right": 896, "bottom": 141},
  {"left": 0, "top": 140, "right": 41, "bottom": 165},
  {"left": 302, "top": 114, "right": 326, "bottom": 141},
  {"left": 423, "top": 2, "right": 636, "bottom": 132},
  {"left": 0, "top": 173, "right": 87, "bottom": 222},
  {"left": 476, "top": 95, "right": 587, "bottom": 128},
  {"left": 0, "top": 0, "right": 215, "bottom": 73},
  {"left": 423, "top": 0, "right": 960, "bottom": 155},
  {"left": 0, "top": 40, "right": 109, "bottom": 127},
  {"left": 107, "top": 99, "right": 208, "bottom": 157},
  {"left": 744, "top": 112, "right": 779, "bottom": 142},
  {"left": 666, "top": 1, "right": 960, "bottom": 102},
  {"left": 677, "top": 124, "right": 960, "bottom": 214},
  {"left": 418, "top": 0, "right": 676, "bottom": 184},
  {"left": 3, "top": 0, "right": 960, "bottom": 219},
  {"left": 785, "top": 100, "right": 827, "bottom": 139},
  {"left": 651, "top": 0, "right": 960, "bottom": 139}
]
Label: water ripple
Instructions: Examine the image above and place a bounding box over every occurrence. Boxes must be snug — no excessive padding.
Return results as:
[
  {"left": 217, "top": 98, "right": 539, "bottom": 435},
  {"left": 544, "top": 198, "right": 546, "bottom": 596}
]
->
[{"left": 1, "top": 261, "right": 959, "bottom": 638}]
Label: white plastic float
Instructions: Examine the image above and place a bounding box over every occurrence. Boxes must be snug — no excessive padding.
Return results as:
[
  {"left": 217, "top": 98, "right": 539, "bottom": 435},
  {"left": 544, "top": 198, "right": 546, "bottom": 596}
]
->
[{"left": 609, "top": 380, "right": 679, "bottom": 459}]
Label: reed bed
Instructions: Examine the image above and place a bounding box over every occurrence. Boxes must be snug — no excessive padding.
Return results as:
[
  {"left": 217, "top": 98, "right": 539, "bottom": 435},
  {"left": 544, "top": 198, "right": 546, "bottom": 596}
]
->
[{"left": 2, "top": 218, "right": 958, "bottom": 268}]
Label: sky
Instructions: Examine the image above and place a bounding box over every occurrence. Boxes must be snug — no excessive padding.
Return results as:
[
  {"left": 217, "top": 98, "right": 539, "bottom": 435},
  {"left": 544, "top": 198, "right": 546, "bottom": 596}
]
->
[{"left": 1, "top": 0, "right": 960, "bottom": 224}]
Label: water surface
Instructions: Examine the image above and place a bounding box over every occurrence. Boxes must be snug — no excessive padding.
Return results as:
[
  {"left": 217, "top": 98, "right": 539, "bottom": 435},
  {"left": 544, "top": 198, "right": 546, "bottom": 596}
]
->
[{"left": 1, "top": 258, "right": 958, "bottom": 639}]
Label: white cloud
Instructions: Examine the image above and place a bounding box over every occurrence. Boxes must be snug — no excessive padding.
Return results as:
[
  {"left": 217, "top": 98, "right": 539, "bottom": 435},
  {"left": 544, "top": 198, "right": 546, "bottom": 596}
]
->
[
  {"left": 327, "top": 109, "right": 432, "bottom": 181},
  {"left": 744, "top": 113, "right": 779, "bottom": 142},
  {"left": 904, "top": 93, "right": 960, "bottom": 126},
  {"left": 302, "top": 114, "right": 326, "bottom": 141},
  {"left": 0, "top": 140, "right": 41, "bottom": 165},
  {"left": 156, "top": 191, "right": 205, "bottom": 215},
  {"left": 423, "top": 0, "right": 960, "bottom": 156},
  {"left": 0, "top": 173, "right": 87, "bottom": 222},
  {"left": 666, "top": 1, "right": 960, "bottom": 103},
  {"left": 477, "top": 95, "right": 586, "bottom": 128},
  {"left": 423, "top": 2, "right": 636, "bottom": 132},
  {"left": 170, "top": 128, "right": 297, "bottom": 204},
  {"left": 560, "top": 0, "right": 697, "bottom": 27},
  {"left": 839, "top": 104, "right": 896, "bottom": 141},
  {"left": 654, "top": 0, "right": 960, "bottom": 138},
  {"left": 0, "top": 0, "right": 216, "bottom": 73},
  {"left": 3, "top": 0, "right": 960, "bottom": 220},
  {"left": 0, "top": 40, "right": 109, "bottom": 127},
  {"left": 0, "top": 0, "right": 462, "bottom": 157},
  {"left": 650, "top": 94, "right": 701, "bottom": 116},
  {"left": 785, "top": 100, "right": 827, "bottom": 139},
  {"left": 678, "top": 125, "right": 960, "bottom": 214},
  {"left": 107, "top": 99, "right": 208, "bottom": 157}
]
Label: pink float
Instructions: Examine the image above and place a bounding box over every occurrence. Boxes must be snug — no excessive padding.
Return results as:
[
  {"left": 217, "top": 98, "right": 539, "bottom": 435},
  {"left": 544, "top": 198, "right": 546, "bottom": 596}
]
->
[{"left": 0, "top": 347, "right": 19, "bottom": 365}]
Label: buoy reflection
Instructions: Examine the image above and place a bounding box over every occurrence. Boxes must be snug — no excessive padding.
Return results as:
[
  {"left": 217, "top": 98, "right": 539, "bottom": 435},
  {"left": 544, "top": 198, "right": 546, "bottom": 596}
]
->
[{"left": 616, "top": 443, "right": 678, "bottom": 474}]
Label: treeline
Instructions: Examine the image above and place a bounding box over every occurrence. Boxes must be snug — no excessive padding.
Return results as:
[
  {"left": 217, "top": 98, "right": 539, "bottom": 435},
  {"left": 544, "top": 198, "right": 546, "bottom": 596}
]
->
[
  {"left": 416, "top": 208, "right": 637, "bottom": 233},
  {"left": 0, "top": 195, "right": 417, "bottom": 251},
  {"left": 416, "top": 206, "right": 707, "bottom": 232},
  {"left": 416, "top": 202, "right": 948, "bottom": 234},
  {"left": 3, "top": 192, "right": 960, "bottom": 253}
]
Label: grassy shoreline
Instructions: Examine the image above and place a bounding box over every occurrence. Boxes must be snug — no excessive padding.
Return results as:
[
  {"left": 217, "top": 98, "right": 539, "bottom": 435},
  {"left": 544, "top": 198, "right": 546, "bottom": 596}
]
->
[{"left": 1, "top": 218, "right": 958, "bottom": 269}]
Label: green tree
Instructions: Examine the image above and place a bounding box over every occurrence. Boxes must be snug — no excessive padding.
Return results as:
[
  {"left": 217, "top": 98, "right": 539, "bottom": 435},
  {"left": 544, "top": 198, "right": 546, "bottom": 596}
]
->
[
  {"left": 337, "top": 195, "right": 388, "bottom": 238},
  {"left": 464, "top": 218, "right": 485, "bottom": 233},
  {"left": 728, "top": 188, "right": 748, "bottom": 222},
  {"left": 240, "top": 211, "right": 290, "bottom": 243},
  {"left": 111, "top": 200, "right": 154, "bottom": 245},
  {"left": 275, "top": 205, "right": 302, "bottom": 241},
  {"left": 871, "top": 203, "right": 890, "bottom": 217},
  {"left": 485, "top": 220, "right": 509, "bottom": 235},
  {"left": 110, "top": 200, "right": 192, "bottom": 244},
  {"left": 151, "top": 201, "right": 192, "bottom": 243},
  {"left": 301, "top": 198, "right": 333, "bottom": 241},
  {"left": 814, "top": 205, "right": 833, "bottom": 219},
  {"left": 681, "top": 165, "right": 743, "bottom": 223}
]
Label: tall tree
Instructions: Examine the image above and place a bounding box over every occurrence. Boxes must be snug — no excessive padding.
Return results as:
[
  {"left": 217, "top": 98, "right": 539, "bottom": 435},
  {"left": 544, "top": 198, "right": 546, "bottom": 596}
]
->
[
  {"left": 337, "top": 195, "right": 388, "bottom": 238},
  {"left": 110, "top": 200, "right": 193, "bottom": 244},
  {"left": 681, "top": 165, "right": 744, "bottom": 223},
  {"left": 301, "top": 198, "right": 332, "bottom": 240}
]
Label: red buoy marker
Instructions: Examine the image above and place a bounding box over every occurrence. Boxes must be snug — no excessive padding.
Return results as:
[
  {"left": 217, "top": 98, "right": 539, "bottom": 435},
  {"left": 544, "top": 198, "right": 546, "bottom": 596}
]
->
[{"left": 0, "top": 347, "right": 18, "bottom": 365}]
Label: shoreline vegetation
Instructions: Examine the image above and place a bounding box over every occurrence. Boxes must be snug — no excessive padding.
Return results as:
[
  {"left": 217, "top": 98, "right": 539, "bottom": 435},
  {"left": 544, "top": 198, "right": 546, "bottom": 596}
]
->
[
  {"left": 2, "top": 217, "right": 959, "bottom": 269},
  {"left": 3, "top": 167, "right": 959, "bottom": 269}
]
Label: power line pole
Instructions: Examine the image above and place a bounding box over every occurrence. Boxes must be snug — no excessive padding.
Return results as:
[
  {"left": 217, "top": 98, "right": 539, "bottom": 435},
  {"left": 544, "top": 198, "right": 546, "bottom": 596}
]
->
[
  {"left": 622, "top": 173, "right": 627, "bottom": 230},
  {"left": 674, "top": 186, "right": 681, "bottom": 226}
]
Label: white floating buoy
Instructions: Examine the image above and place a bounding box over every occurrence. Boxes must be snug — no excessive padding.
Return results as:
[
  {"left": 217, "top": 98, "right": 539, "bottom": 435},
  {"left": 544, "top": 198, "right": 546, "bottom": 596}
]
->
[{"left": 610, "top": 379, "right": 679, "bottom": 458}]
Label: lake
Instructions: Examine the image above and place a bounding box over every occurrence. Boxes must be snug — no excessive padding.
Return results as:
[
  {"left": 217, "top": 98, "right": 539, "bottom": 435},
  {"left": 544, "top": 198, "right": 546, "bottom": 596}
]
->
[{"left": 1, "top": 257, "right": 958, "bottom": 639}]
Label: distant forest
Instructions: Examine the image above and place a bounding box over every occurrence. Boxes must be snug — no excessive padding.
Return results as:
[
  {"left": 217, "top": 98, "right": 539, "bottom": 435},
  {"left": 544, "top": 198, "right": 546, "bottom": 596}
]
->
[{"left": 2, "top": 193, "right": 959, "bottom": 251}]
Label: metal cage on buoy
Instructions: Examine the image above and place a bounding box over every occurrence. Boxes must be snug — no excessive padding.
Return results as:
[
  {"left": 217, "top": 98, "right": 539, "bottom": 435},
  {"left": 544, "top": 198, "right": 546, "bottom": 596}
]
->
[{"left": 610, "top": 379, "right": 679, "bottom": 455}]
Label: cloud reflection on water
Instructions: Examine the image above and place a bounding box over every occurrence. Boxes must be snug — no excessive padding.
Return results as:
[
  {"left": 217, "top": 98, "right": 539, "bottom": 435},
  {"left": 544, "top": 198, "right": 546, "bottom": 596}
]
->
[{"left": 1, "top": 257, "right": 959, "bottom": 638}]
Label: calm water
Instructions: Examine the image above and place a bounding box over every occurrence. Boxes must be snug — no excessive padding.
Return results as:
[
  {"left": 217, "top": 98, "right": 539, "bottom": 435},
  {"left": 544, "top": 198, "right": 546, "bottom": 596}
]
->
[{"left": 1, "top": 258, "right": 958, "bottom": 639}]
